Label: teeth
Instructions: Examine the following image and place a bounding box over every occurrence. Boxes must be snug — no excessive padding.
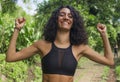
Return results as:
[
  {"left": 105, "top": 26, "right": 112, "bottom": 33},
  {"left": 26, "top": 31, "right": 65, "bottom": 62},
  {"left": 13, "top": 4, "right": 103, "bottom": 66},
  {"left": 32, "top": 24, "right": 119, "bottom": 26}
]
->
[{"left": 63, "top": 22, "right": 68, "bottom": 24}]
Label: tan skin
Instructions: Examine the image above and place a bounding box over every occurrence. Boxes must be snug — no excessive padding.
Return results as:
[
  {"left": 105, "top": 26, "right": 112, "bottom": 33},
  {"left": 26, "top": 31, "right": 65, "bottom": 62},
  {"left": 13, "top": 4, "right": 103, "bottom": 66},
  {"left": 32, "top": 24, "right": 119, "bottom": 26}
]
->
[{"left": 6, "top": 8, "right": 114, "bottom": 82}]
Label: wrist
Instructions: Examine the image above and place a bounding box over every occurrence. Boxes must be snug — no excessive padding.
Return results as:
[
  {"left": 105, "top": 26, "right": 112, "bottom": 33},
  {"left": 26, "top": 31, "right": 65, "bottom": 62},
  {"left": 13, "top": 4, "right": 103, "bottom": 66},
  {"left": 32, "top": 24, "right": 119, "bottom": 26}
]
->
[
  {"left": 14, "top": 27, "right": 21, "bottom": 31},
  {"left": 100, "top": 33, "right": 108, "bottom": 39},
  {"left": 99, "top": 31, "right": 107, "bottom": 36}
]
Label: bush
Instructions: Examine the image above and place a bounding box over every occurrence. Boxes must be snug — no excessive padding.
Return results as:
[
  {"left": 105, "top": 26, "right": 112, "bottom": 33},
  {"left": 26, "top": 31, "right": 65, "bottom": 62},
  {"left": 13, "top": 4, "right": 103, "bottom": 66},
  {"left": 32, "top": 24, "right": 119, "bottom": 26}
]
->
[
  {"left": 0, "top": 55, "right": 28, "bottom": 82},
  {"left": 0, "top": 54, "right": 42, "bottom": 82},
  {"left": 115, "top": 65, "right": 120, "bottom": 81},
  {"left": 115, "top": 57, "right": 120, "bottom": 81},
  {"left": 33, "top": 66, "right": 42, "bottom": 82},
  {"left": 102, "top": 66, "right": 110, "bottom": 80}
]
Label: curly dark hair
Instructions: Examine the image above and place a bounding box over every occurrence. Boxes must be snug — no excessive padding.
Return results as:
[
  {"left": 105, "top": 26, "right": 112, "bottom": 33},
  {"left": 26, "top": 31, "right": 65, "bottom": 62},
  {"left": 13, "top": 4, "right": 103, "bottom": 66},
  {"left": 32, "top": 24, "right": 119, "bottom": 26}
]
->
[{"left": 43, "top": 5, "right": 88, "bottom": 45}]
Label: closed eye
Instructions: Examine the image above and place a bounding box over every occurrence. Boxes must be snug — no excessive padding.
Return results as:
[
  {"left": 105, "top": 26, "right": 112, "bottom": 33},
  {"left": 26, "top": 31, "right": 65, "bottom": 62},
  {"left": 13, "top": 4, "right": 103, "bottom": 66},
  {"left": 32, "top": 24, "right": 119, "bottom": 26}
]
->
[
  {"left": 59, "top": 12, "right": 65, "bottom": 17},
  {"left": 68, "top": 15, "right": 73, "bottom": 18},
  {"left": 59, "top": 12, "right": 73, "bottom": 19}
]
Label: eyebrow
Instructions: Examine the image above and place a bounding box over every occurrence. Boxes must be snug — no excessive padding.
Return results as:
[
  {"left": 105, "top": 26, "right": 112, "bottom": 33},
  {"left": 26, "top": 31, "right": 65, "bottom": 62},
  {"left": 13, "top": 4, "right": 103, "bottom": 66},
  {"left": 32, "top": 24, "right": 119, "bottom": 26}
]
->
[{"left": 59, "top": 12, "right": 72, "bottom": 15}]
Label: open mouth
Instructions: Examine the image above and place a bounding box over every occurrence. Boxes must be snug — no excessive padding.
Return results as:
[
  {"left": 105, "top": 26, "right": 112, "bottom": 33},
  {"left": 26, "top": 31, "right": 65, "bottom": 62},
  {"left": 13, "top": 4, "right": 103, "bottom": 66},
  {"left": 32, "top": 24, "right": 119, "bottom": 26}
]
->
[
  {"left": 61, "top": 20, "right": 71, "bottom": 25},
  {"left": 62, "top": 22, "right": 69, "bottom": 25}
]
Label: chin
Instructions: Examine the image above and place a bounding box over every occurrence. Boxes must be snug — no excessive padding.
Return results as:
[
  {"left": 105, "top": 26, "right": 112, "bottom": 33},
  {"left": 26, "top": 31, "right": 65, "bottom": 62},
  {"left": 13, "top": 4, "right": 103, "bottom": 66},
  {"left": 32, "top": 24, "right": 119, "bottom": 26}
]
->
[
  {"left": 61, "top": 27, "right": 71, "bottom": 31},
  {"left": 58, "top": 25, "right": 72, "bottom": 31}
]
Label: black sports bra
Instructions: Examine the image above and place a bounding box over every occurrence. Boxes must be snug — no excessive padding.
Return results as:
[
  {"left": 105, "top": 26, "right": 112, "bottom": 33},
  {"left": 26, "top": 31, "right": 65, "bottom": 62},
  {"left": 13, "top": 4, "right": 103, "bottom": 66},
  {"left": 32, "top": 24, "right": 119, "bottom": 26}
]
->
[{"left": 41, "top": 43, "right": 77, "bottom": 76}]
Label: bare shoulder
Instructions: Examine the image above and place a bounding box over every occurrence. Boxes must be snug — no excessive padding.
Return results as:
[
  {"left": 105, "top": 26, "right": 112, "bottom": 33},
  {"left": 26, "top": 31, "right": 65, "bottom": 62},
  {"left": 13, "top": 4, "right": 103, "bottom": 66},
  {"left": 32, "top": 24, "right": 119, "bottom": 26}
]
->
[
  {"left": 33, "top": 40, "right": 52, "bottom": 56},
  {"left": 33, "top": 40, "right": 51, "bottom": 49}
]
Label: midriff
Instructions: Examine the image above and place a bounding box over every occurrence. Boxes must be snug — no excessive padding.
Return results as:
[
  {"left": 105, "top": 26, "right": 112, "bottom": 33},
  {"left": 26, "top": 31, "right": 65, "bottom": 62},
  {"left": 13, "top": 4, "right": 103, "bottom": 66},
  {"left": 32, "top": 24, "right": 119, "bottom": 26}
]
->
[{"left": 42, "top": 74, "right": 74, "bottom": 82}]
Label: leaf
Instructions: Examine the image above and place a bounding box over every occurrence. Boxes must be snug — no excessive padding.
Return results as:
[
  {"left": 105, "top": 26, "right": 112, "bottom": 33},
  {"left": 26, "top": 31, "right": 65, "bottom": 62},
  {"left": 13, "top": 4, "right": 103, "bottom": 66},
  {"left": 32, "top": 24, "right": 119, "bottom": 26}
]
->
[{"left": 0, "top": 18, "right": 2, "bottom": 25}]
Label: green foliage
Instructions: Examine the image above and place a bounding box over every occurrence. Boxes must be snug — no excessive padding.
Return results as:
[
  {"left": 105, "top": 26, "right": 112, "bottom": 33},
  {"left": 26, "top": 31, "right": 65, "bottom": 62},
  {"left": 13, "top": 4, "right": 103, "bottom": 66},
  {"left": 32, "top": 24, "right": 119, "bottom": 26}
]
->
[
  {"left": 0, "top": 0, "right": 119, "bottom": 53},
  {"left": 101, "top": 66, "right": 110, "bottom": 80},
  {"left": 23, "top": 54, "right": 41, "bottom": 66},
  {"left": 77, "top": 57, "right": 88, "bottom": 68},
  {"left": 0, "top": 0, "right": 120, "bottom": 81},
  {"left": 115, "top": 57, "right": 120, "bottom": 81},
  {"left": 33, "top": 66, "right": 42, "bottom": 82},
  {"left": 1, "top": 0, "right": 17, "bottom": 14},
  {"left": 0, "top": 13, "right": 14, "bottom": 53},
  {"left": 115, "top": 65, "right": 120, "bottom": 81},
  {"left": 0, "top": 7, "right": 37, "bottom": 52},
  {"left": 107, "top": 24, "right": 117, "bottom": 47},
  {"left": 0, "top": 55, "right": 28, "bottom": 82},
  {"left": 87, "top": 26, "right": 102, "bottom": 51},
  {"left": 3, "top": 62, "right": 28, "bottom": 82},
  {"left": 115, "top": 58, "right": 120, "bottom": 66},
  {"left": 16, "top": 16, "right": 36, "bottom": 50},
  {"left": 0, "top": 54, "right": 42, "bottom": 82},
  {"left": 35, "top": 0, "right": 120, "bottom": 52},
  {"left": 117, "top": 33, "right": 120, "bottom": 48}
]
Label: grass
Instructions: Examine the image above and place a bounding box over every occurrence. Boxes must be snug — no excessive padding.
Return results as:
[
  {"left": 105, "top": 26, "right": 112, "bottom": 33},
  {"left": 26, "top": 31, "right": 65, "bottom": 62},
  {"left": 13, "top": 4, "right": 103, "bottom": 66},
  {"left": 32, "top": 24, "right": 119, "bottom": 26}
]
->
[
  {"left": 0, "top": 54, "right": 42, "bottom": 82},
  {"left": 77, "top": 57, "right": 88, "bottom": 69},
  {"left": 101, "top": 66, "right": 110, "bottom": 82},
  {"left": 115, "top": 52, "right": 120, "bottom": 81}
]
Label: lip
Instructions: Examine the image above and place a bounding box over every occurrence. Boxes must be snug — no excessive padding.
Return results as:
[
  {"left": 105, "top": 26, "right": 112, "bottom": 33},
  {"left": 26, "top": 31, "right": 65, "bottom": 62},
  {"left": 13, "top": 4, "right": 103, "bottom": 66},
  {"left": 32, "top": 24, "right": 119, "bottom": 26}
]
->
[{"left": 61, "top": 20, "right": 71, "bottom": 25}]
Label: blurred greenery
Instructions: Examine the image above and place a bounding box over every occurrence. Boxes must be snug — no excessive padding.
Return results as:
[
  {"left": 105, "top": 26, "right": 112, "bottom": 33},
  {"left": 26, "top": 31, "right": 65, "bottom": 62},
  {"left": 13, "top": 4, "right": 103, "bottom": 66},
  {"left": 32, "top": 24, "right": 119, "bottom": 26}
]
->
[
  {"left": 0, "top": 54, "right": 42, "bottom": 82},
  {"left": 0, "top": 0, "right": 120, "bottom": 81},
  {"left": 0, "top": 0, "right": 120, "bottom": 52},
  {"left": 101, "top": 66, "right": 110, "bottom": 81},
  {"left": 115, "top": 57, "right": 120, "bottom": 81},
  {"left": 115, "top": 65, "right": 120, "bottom": 81},
  {"left": 35, "top": 0, "right": 120, "bottom": 51}
]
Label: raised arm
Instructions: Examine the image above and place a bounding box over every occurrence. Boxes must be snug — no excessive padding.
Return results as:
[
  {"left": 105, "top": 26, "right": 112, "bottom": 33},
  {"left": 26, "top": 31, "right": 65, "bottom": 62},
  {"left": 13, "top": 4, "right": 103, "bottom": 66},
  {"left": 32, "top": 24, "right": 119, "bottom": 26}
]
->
[
  {"left": 6, "top": 18, "right": 39, "bottom": 62},
  {"left": 82, "top": 23, "right": 114, "bottom": 66}
]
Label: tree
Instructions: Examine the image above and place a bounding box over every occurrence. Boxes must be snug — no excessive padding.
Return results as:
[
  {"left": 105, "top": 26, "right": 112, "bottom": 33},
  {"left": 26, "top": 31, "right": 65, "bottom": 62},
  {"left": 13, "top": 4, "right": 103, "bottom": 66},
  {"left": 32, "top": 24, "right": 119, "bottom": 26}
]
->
[
  {"left": 35, "top": 0, "right": 119, "bottom": 51},
  {"left": 0, "top": 0, "right": 36, "bottom": 53},
  {"left": 1, "top": 0, "right": 17, "bottom": 14}
]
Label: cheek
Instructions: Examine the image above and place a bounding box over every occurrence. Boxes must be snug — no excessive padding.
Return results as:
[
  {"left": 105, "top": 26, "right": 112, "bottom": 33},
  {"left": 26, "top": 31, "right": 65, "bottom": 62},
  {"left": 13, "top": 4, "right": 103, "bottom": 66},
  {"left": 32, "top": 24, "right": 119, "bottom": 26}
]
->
[{"left": 57, "top": 18, "right": 62, "bottom": 26}]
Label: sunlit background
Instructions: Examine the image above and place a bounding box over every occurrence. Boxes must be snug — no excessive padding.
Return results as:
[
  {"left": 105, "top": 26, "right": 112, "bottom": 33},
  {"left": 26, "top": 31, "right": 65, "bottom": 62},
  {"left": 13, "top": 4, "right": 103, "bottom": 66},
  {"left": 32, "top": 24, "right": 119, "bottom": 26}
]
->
[
  {"left": 0, "top": 0, "right": 120, "bottom": 82},
  {"left": 17, "top": 0, "right": 44, "bottom": 15}
]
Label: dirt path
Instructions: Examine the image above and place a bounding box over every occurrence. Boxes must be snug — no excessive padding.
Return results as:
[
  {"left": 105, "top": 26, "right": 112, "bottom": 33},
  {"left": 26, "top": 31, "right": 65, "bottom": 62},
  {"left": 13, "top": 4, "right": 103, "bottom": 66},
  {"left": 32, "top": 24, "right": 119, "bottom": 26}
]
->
[
  {"left": 106, "top": 68, "right": 116, "bottom": 82},
  {"left": 74, "top": 59, "right": 106, "bottom": 82}
]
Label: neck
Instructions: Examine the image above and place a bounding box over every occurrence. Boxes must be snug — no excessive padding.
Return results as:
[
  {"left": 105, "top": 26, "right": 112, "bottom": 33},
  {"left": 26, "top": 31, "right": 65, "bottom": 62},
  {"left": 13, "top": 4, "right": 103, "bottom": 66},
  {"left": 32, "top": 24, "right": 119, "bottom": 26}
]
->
[{"left": 55, "top": 29, "right": 70, "bottom": 45}]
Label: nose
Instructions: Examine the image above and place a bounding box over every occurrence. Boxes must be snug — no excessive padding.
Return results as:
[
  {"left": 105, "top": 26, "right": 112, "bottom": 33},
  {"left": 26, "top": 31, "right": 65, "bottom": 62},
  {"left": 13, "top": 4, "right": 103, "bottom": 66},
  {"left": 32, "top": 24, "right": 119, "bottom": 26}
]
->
[{"left": 64, "top": 15, "right": 69, "bottom": 20}]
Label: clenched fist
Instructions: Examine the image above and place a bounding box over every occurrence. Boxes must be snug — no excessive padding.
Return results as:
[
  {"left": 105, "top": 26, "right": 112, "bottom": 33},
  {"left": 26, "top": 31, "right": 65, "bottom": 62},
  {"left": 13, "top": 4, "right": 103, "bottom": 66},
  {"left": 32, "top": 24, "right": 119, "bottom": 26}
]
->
[
  {"left": 97, "top": 23, "right": 107, "bottom": 34},
  {"left": 15, "top": 17, "right": 26, "bottom": 31}
]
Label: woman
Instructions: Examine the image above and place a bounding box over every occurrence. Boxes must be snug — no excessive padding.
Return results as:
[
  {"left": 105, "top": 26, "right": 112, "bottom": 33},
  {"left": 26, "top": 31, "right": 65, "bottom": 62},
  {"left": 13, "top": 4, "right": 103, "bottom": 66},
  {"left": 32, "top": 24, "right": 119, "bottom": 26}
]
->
[{"left": 6, "top": 5, "right": 114, "bottom": 82}]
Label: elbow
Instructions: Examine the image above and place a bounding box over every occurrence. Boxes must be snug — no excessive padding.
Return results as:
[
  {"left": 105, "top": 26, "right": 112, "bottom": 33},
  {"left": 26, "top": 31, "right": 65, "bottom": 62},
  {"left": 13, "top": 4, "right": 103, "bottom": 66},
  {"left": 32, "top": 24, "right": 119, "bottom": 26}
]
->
[
  {"left": 5, "top": 53, "right": 10, "bottom": 62},
  {"left": 5, "top": 54, "right": 14, "bottom": 62},
  {"left": 105, "top": 56, "right": 115, "bottom": 67},
  {"left": 5, "top": 52, "right": 17, "bottom": 62},
  {"left": 108, "top": 60, "right": 115, "bottom": 68},
  {"left": 5, "top": 57, "right": 12, "bottom": 62},
  {"left": 110, "top": 61, "right": 114, "bottom": 66},
  {"left": 6, "top": 58, "right": 17, "bottom": 62},
  {"left": 6, "top": 58, "right": 15, "bottom": 62},
  {"left": 6, "top": 54, "right": 20, "bottom": 62}
]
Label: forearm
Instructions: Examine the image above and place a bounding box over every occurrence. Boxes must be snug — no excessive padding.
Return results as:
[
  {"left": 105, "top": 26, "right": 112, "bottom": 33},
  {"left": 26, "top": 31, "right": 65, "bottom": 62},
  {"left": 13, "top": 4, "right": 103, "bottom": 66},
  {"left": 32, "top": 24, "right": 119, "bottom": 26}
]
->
[
  {"left": 6, "top": 29, "right": 20, "bottom": 61},
  {"left": 101, "top": 33, "right": 114, "bottom": 64}
]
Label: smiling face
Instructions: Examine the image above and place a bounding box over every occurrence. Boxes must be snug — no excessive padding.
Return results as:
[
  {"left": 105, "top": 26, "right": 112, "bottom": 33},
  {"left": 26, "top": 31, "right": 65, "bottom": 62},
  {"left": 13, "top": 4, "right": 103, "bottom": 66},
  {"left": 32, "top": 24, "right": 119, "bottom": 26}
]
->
[{"left": 58, "top": 8, "right": 73, "bottom": 31}]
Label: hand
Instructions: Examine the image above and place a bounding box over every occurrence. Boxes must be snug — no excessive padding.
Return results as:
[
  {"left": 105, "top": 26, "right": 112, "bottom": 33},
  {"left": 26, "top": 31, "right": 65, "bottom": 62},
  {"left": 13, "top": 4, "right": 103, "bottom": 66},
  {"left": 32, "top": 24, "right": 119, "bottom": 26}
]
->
[
  {"left": 15, "top": 17, "right": 26, "bottom": 30},
  {"left": 97, "top": 23, "right": 107, "bottom": 34}
]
